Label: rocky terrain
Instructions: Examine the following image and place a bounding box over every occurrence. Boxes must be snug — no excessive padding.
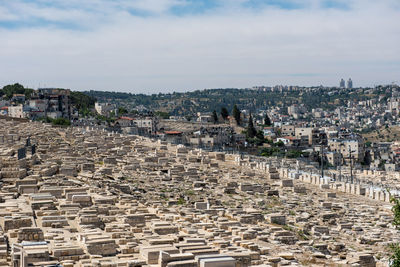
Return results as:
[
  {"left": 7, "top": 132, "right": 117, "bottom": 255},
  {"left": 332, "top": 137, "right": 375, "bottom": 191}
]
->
[{"left": 0, "top": 119, "right": 396, "bottom": 266}]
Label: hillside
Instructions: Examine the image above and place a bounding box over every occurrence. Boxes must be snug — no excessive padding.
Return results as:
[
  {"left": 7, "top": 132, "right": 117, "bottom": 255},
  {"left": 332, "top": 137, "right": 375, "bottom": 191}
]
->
[
  {"left": 83, "top": 87, "right": 385, "bottom": 116},
  {"left": 362, "top": 126, "right": 400, "bottom": 143}
]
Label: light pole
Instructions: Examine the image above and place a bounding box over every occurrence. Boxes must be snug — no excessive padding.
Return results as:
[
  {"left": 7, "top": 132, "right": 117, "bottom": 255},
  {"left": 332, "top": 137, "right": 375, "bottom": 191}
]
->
[
  {"left": 320, "top": 144, "right": 324, "bottom": 178},
  {"left": 339, "top": 142, "right": 344, "bottom": 182},
  {"left": 349, "top": 145, "right": 356, "bottom": 184}
]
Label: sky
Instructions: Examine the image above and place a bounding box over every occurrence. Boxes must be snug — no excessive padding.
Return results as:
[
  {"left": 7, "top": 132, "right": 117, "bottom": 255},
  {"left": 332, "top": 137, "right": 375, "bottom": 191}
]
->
[{"left": 0, "top": 0, "right": 399, "bottom": 93}]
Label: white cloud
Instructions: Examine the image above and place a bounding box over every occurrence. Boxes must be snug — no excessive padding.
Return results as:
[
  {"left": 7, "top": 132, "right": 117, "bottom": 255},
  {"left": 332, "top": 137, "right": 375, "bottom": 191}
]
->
[{"left": 0, "top": 0, "right": 399, "bottom": 92}]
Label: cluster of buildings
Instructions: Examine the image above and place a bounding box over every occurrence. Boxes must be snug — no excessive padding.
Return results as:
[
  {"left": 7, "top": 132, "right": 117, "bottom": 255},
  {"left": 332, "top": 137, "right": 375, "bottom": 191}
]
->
[
  {"left": 252, "top": 85, "right": 302, "bottom": 92},
  {"left": 252, "top": 85, "right": 400, "bottom": 170},
  {"left": 3, "top": 84, "right": 400, "bottom": 174},
  {"left": 159, "top": 125, "right": 245, "bottom": 149},
  {"left": 115, "top": 116, "right": 158, "bottom": 136},
  {"left": 0, "top": 88, "right": 72, "bottom": 120},
  {"left": 253, "top": 79, "right": 354, "bottom": 92},
  {"left": 272, "top": 126, "right": 365, "bottom": 166},
  {"left": 0, "top": 118, "right": 396, "bottom": 266}
]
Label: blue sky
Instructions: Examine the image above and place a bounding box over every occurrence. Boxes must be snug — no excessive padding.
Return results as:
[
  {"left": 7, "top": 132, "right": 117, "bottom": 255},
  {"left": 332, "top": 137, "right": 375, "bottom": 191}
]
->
[
  {"left": 0, "top": 0, "right": 399, "bottom": 92},
  {"left": 0, "top": 0, "right": 354, "bottom": 28}
]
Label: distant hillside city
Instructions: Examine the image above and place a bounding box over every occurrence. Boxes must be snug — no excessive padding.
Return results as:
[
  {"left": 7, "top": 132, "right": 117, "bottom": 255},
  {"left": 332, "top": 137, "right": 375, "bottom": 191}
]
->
[{"left": 1, "top": 81, "right": 400, "bottom": 173}]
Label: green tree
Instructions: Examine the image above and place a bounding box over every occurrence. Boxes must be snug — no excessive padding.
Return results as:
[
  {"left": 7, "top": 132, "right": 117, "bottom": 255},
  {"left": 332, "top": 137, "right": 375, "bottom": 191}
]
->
[
  {"left": 40, "top": 117, "right": 71, "bottom": 126},
  {"left": 362, "top": 151, "right": 372, "bottom": 166},
  {"left": 256, "top": 130, "right": 264, "bottom": 141},
  {"left": 260, "top": 147, "right": 281, "bottom": 157},
  {"left": 391, "top": 196, "right": 400, "bottom": 229},
  {"left": 70, "top": 91, "right": 96, "bottom": 114},
  {"left": 390, "top": 244, "right": 400, "bottom": 267},
  {"left": 118, "top": 107, "right": 128, "bottom": 116},
  {"left": 212, "top": 110, "right": 218, "bottom": 124},
  {"left": 286, "top": 150, "right": 303, "bottom": 158},
  {"left": 155, "top": 111, "right": 170, "bottom": 119},
  {"left": 390, "top": 196, "right": 400, "bottom": 266},
  {"left": 52, "top": 118, "right": 71, "bottom": 126},
  {"left": 1, "top": 83, "right": 28, "bottom": 99},
  {"left": 221, "top": 107, "right": 229, "bottom": 120},
  {"left": 247, "top": 113, "right": 256, "bottom": 138},
  {"left": 264, "top": 112, "right": 272, "bottom": 126},
  {"left": 275, "top": 140, "right": 285, "bottom": 147},
  {"left": 232, "top": 105, "right": 241, "bottom": 125}
]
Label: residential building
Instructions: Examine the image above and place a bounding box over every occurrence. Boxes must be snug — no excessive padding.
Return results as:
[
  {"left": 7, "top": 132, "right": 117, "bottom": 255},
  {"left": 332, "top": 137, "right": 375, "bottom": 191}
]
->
[
  {"left": 162, "top": 131, "right": 183, "bottom": 144},
  {"left": 95, "top": 102, "right": 116, "bottom": 116},
  {"left": 328, "top": 138, "right": 365, "bottom": 162},
  {"left": 8, "top": 105, "right": 25, "bottom": 118},
  {"left": 115, "top": 116, "right": 157, "bottom": 135},
  {"left": 326, "top": 151, "right": 341, "bottom": 166},
  {"left": 11, "top": 94, "right": 26, "bottom": 103},
  {"left": 281, "top": 125, "right": 295, "bottom": 137},
  {"left": 197, "top": 113, "right": 213, "bottom": 123},
  {"left": 295, "top": 127, "right": 313, "bottom": 145},
  {"left": 263, "top": 127, "right": 276, "bottom": 138},
  {"left": 29, "top": 88, "right": 72, "bottom": 119},
  {"left": 276, "top": 136, "right": 300, "bottom": 146},
  {"left": 0, "top": 100, "right": 10, "bottom": 108}
]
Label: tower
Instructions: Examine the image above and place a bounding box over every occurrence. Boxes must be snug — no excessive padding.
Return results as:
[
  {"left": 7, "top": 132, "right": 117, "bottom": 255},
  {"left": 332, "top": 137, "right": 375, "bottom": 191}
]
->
[
  {"left": 340, "top": 79, "right": 345, "bottom": 88},
  {"left": 347, "top": 78, "right": 353, "bottom": 89}
]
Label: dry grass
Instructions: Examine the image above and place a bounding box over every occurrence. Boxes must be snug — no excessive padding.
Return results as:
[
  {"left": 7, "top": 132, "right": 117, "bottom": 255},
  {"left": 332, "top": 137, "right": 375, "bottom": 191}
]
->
[{"left": 362, "top": 126, "right": 400, "bottom": 142}]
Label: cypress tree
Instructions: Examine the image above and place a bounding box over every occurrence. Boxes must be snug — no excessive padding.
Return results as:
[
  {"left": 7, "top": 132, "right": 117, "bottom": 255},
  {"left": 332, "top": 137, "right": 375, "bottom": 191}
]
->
[
  {"left": 212, "top": 110, "right": 218, "bottom": 124},
  {"left": 232, "top": 105, "right": 241, "bottom": 125},
  {"left": 264, "top": 112, "right": 272, "bottom": 126},
  {"left": 221, "top": 107, "right": 229, "bottom": 120},
  {"left": 247, "top": 113, "right": 256, "bottom": 138}
]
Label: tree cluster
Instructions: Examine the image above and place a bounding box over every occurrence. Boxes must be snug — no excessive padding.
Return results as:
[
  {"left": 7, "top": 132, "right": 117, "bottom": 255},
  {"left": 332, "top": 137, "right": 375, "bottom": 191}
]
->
[
  {"left": 0, "top": 83, "right": 34, "bottom": 100},
  {"left": 70, "top": 91, "right": 96, "bottom": 114}
]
